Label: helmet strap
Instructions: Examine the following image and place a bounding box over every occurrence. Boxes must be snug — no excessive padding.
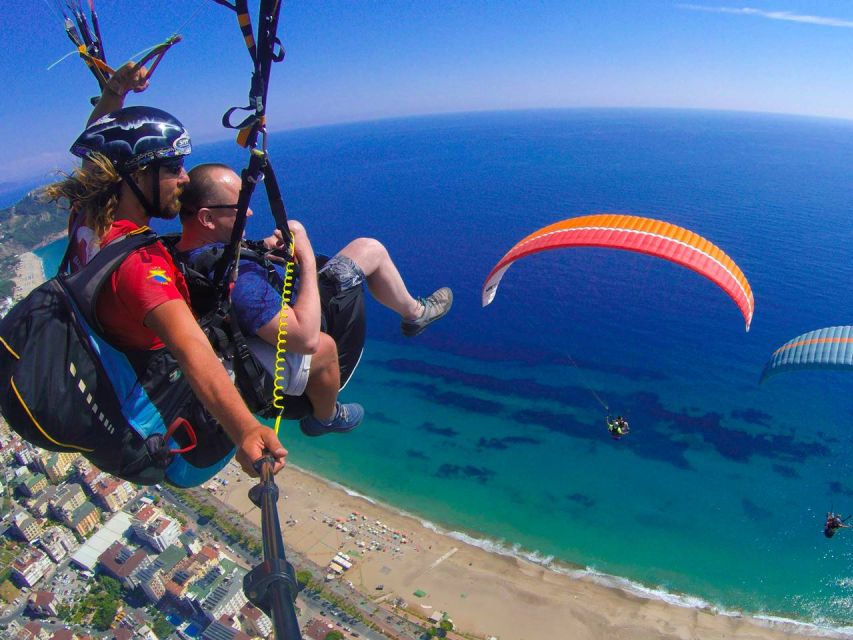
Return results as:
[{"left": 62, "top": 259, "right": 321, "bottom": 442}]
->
[{"left": 120, "top": 164, "right": 162, "bottom": 219}]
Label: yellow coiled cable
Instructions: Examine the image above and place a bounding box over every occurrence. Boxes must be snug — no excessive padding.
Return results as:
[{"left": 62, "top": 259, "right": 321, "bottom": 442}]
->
[{"left": 272, "top": 248, "right": 295, "bottom": 437}]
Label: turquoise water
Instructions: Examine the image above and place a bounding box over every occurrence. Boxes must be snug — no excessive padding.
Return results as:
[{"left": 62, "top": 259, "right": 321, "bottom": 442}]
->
[
  {"left": 33, "top": 109, "right": 853, "bottom": 628},
  {"left": 34, "top": 239, "right": 67, "bottom": 278}
]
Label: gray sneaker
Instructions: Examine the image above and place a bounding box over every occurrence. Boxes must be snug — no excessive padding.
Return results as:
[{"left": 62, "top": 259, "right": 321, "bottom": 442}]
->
[
  {"left": 300, "top": 402, "right": 364, "bottom": 437},
  {"left": 401, "top": 287, "right": 453, "bottom": 337}
]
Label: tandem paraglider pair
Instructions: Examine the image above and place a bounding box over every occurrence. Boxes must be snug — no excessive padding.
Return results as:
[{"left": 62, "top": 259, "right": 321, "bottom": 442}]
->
[
  {"left": 825, "top": 512, "right": 851, "bottom": 538},
  {"left": 606, "top": 415, "right": 630, "bottom": 440},
  {"left": 482, "top": 214, "right": 755, "bottom": 441}
]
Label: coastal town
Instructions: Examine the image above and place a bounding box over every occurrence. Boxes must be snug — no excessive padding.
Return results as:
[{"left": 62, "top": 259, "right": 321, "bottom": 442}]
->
[
  {"left": 0, "top": 243, "right": 464, "bottom": 640},
  {"left": 0, "top": 398, "right": 475, "bottom": 640}
]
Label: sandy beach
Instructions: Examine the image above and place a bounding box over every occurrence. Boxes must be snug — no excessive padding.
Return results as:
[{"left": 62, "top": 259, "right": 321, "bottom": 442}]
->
[
  {"left": 213, "top": 461, "right": 849, "bottom": 640},
  {"left": 13, "top": 251, "right": 46, "bottom": 299}
]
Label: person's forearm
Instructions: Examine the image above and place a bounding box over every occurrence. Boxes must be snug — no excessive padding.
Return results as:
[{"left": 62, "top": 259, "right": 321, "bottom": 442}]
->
[
  {"left": 291, "top": 257, "right": 321, "bottom": 346},
  {"left": 88, "top": 87, "right": 124, "bottom": 125},
  {"left": 147, "top": 301, "right": 263, "bottom": 446},
  {"left": 257, "top": 256, "right": 322, "bottom": 353},
  {"left": 174, "top": 333, "right": 263, "bottom": 442}
]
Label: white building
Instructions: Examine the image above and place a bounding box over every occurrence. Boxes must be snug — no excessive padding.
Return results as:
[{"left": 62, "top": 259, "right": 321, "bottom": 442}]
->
[
  {"left": 132, "top": 505, "right": 181, "bottom": 553},
  {"left": 39, "top": 526, "right": 77, "bottom": 563},
  {"left": 70, "top": 510, "right": 133, "bottom": 572},
  {"left": 11, "top": 548, "right": 52, "bottom": 588},
  {"left": 200, "top": 570, "right": 248, "bottom": 623}
]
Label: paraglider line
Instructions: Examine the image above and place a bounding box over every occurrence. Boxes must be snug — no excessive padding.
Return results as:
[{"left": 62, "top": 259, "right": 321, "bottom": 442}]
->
[{"left": 564, "top": 353, "right": 609, "bottom": 412}]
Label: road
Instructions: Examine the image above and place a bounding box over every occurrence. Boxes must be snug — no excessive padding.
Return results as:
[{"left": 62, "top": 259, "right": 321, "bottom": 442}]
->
[{"left": 157, "top": 484, "right": 429, "bottom": 640}]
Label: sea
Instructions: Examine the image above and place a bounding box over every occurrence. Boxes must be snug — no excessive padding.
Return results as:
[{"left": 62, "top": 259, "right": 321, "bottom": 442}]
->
[{"left": 34, "top": 109, "right": 853, "bottom": 631}]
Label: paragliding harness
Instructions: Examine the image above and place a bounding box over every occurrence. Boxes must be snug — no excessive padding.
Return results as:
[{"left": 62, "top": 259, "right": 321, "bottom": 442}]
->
[
  {"left": 169, "top": 238, "right": 314, "bottom": 421},
  {"left": 212, "top": 1, "right": 302, "bottom": 635},
  {"left": 173, "top": 237, "right": 367, "bottom": 418},
  {"left": 607, "top": 415, "right": 630, "bottom": 440},
  {"left": 51, "top": 0, "right": 181, "bottom": 104},
  {"left": 0, "top": 228, "right": 234, "bottom": 487}
]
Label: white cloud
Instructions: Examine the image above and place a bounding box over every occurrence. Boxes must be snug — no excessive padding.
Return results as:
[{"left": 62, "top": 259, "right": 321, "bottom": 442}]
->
[{"left": 678, "top": 4, "right": 853, "bottom": 28}]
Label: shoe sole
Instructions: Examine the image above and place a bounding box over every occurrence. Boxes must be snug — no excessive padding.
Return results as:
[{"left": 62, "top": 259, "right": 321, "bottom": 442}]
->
[
  {"left": 402, "top": 294, "right": 453, "bottom": 337},
  {"left": 300, "top": 422, "right": 362, "bottom": 437}
]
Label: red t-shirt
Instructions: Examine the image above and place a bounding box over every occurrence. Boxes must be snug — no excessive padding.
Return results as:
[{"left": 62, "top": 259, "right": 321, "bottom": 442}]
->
[{"left": 95, "top": 220, "right": 190, "bottom": 351}]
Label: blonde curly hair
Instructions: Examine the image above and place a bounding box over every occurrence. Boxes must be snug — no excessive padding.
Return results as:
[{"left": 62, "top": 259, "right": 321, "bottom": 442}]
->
[{"left": 41, "top": 152, "right": 148, "bottom": 239}]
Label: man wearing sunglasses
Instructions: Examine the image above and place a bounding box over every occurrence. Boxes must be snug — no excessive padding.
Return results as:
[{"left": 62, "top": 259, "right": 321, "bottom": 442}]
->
[
  {"left": 177, "top": 164, "right": 453, "bottom": 434},
  {"left": 44, "top": 107, "right": 288, "bottom": 481},
  {"left": 176, "top": 164, "right": 365, "bottom": 436}
]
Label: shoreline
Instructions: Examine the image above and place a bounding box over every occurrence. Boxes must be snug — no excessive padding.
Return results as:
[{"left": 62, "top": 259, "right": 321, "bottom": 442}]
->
[
  {"left": 33, "top": 230, "right": 68, "bottom": 251},
  {"left": 215, "top": 461, "right": 853, "bottom": 640},
  {"left": 16, "top": 242, "right": 847, "bottom": 637},
  {"left": 9, "top": 232, "right": 63, "bottom": 301},
  {"left": 12, "top": 251, "right": 46, "bottom": 300}
]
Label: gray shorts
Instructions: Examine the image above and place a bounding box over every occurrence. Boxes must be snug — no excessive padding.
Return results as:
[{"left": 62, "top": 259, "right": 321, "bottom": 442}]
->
[
  {"left": 245, "top": 336, "right": 312, "bottom": 396},
  {"left": 318, "top": 254, "right": 365, "bottom": 292}
]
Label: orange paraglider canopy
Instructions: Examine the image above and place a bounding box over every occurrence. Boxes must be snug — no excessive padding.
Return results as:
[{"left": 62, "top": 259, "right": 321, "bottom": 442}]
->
[{"left": 482, "top": 214, "right": 754, "bottom": 330}]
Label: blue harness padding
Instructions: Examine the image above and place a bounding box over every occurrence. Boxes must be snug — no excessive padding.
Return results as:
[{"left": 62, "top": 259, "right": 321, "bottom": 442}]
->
[{"left": 0, "top": 230, "right": 233, "bottom": 486}]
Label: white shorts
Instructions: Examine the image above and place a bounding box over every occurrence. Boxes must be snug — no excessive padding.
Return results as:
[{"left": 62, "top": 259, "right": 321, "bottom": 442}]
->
[{"left": 246, "top": 336, "right": 312, "bottom": 396}]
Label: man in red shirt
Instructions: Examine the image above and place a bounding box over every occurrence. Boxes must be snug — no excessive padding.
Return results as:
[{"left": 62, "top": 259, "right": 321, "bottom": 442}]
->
[{"left": 57, "top": 106, "right": 287, "bottom": 478}]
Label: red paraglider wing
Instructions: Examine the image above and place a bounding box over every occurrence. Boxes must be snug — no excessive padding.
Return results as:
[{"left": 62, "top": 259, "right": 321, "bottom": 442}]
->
[{"left": 482, "top": 214, "right": 754, "bottom": 331}]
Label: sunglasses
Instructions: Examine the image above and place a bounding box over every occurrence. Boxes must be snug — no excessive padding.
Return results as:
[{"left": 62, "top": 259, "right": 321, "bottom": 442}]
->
[
  {"left": 159, "top": 157, "right": 185, "bottom": 175},
  {"left": 203, "top": 203, "right": 240, "bottom": 210}
]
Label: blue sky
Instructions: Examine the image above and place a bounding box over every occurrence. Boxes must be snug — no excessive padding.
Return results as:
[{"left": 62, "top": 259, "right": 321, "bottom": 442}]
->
[{"left": 4, "top": 1, "right": 853, "bottom": 183}]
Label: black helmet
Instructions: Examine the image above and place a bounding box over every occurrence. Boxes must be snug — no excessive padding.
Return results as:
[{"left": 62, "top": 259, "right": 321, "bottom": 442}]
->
[{"left": 70, "top": 106, "right": 191, "bottom": 173}]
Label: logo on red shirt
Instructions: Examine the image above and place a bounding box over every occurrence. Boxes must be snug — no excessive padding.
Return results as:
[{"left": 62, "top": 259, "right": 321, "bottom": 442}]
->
[{"left": 147, "top": 268, "right": 172, "bottom": 285}]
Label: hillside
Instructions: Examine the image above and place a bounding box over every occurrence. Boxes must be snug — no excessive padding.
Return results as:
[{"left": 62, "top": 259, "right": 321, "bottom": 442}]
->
[
  {"left": 0, "top": 191, "right": 67, "bottom": 297},
  {"left": 0, "top": 190, "right": 67, "bottom": 255}
]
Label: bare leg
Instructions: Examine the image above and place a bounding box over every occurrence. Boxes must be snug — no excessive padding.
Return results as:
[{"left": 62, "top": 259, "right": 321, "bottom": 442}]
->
[
  {"left": 337, "top": 238, "right": 423, "bottom": 320},
  {"left": 303, "top": 332, "right": 340, "bottom": 421}
]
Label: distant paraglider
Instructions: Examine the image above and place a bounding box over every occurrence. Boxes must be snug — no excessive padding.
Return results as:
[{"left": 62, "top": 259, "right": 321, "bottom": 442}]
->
[
  {"left": 825, "top": 512, "right": 850, "bottom": 538},
  {"left": 481, "top": 214, "right": 755, "bottom": 331},
  {"left": 606, "top": 415, "right": 630, "bottom": 440},
  {"left": 761, "top": 326, "right": 853, "bottom": 382}
]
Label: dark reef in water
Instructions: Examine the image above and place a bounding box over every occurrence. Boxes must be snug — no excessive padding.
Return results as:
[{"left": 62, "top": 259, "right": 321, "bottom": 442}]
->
[
  {"left": 772, "top": 464, "right": 799, "bottom": 479},
  {"left": 419, "top": 422, "right": 459, "bottom": 438},
  {"left": 828, "top": 481, "right": 853, "bottom": 497},
  {"left": 620, "top": 391, "right": 830, "bottom": 465},
  {"left": 435, "top": 464, "right": 494, "bottom": 483},
  {"left": 414, "top": 337, "right": 667, "bottom": 381},
  {"left": 386, "top": 379, "right": 505, "bottom": 415},
  {"left": 565, "top": 492, "right": 596, "bottom": 508},
  {"left": 369, "top": 411, "right": 400, "bottom": 425},
  {"left": 406, "top": 449, "right": 430, "bottom": 461},
  {"left": 742, "top": 498, "right": 773, "bottom": 521},
  {"left": 477, "top": 436, "right": 541, "bottom": 450},
  {"left": 382, "top": 359, "right": 600, "bottom": 410},
  {"left": 731, "top": 408, "right": 773, "bottom": 426},
  {"left": 378, "top": 358, "right": 831, "bottom": 471}
]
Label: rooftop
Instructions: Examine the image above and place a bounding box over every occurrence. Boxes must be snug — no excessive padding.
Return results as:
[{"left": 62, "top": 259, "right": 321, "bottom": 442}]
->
[
  {"left": 70, "top": 502, "right": 98, "bottom": 526},
  {"left": 69, "top": 511, "right": 133, "bottom": 571},
  {"left": 13, "top": 547, "right": 47, "bottom": 571},
  {"left": 98, "top": 542, "right": 148, "bottom": 578},
  {"left": 30, "top": 591, "right": 55, "bottom": 607}
]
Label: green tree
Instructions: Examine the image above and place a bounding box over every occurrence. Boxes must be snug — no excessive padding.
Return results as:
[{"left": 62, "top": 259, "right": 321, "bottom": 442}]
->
[
  {"left": 439, "top": 618, "right": 454, "bottom": 631},
  {"left": 99, "top": 575, "right": 122, "bottom": 598},
  {"left": 91, "top": 598, "right": 118, "bottom": 631},
  {"left": 151, "top": 612, "right": 174, "bottom": 639},
  {"left": 324, "top": 632, "right": 344, "bottom": 640},
  {"left": 296, "top": 569, "right": 313, "bottom": 587}
]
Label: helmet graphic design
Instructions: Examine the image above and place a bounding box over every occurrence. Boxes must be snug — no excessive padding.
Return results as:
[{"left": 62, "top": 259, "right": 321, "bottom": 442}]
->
[{"left": 70, "top": 106, "right": 191, "bottom": 173}]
